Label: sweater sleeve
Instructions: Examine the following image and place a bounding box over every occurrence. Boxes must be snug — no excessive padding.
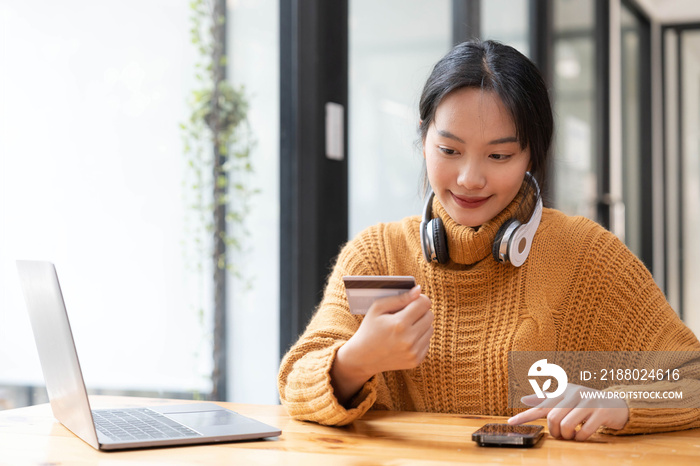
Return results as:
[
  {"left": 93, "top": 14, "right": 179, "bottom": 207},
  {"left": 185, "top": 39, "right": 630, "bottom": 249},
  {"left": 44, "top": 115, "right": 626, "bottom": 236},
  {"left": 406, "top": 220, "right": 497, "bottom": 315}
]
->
[
  {"left": 603, "top": 305, "right": 700, "bottom": 435},
  {"left": 277, "top": 226, "right": 387, "bottom": 425},
  {"left": 556, "top": 219, "right": 700, "bottom": 435}
]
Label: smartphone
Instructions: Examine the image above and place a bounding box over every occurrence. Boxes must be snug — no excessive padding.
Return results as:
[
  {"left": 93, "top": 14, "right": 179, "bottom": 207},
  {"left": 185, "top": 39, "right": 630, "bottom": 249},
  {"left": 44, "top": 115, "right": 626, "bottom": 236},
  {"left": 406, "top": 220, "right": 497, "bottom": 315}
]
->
[
  {"left": 343, "top": 275, "right": 416, "bottom": 315},
  {"left": 471, "top": 423, "right": 544, "bottom": 448}
]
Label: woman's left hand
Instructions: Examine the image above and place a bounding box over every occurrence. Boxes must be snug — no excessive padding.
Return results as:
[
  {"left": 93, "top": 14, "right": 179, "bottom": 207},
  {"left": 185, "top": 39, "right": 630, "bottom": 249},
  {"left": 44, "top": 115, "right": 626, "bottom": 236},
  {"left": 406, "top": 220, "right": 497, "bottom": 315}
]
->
[{"left": 507, "top": 383, "right": 629, "bottom": 441}]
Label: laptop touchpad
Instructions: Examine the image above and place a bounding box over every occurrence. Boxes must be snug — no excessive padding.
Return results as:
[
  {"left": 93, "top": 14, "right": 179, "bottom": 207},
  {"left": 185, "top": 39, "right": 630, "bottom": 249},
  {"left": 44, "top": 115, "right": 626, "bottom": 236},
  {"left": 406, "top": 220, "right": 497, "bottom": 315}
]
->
[{"left": 167, "top": 410, "right": 244, "bottom": 429}]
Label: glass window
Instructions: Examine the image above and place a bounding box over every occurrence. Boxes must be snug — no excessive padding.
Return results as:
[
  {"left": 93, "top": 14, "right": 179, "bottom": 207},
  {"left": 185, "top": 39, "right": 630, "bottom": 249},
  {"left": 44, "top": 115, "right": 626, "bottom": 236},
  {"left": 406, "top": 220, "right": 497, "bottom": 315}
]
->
[
  {"left": 481, "top": 0, "right": 530, "bottom": 56},
  {"left": 0, "top": 0, "right": 280, "bottom": 408},
  {"left": 552, "top": 0, "right": 597, "bottom": 218},
  {"left": 0, "top": 2, "right": 208, "bottom": 407},
  {"left": 679, "top": 30, "right": 700, "bottom": 337},
  {"left": 348, "top": 0, "right": 451, "bottom": 237},
  {"left": 226, "top": 0, "right": 279, "bottom": 404},
  {"left": 662, "top": 27, "right": 700, "bottom": 336},
  {"left": 664, "top": 29, "right": 681, "bottom": 314},
  {"left": 620, "top": 3, "right": 645, "bottom": 258}
]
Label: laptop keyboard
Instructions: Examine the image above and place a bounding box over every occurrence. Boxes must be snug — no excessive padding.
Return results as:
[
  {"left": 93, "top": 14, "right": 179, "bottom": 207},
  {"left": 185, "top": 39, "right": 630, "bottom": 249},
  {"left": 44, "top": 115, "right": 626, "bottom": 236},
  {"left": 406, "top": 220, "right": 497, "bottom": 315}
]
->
[{"left": 93, "top": 408, "right": 203, "bottom": 442}]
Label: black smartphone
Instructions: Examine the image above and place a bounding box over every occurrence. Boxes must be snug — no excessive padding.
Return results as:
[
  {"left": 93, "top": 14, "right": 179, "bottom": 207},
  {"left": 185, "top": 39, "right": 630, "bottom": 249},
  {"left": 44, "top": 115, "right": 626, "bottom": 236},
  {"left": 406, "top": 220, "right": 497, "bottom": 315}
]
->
[{"left": 471, "top": 423, "right": 544, "bottom": 447}]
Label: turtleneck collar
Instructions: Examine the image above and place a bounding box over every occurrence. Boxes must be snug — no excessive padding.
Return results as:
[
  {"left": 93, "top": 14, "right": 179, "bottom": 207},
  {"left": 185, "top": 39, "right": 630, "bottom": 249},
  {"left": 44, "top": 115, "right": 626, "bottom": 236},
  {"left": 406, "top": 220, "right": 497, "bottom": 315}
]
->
[{"left": 432, "top": 183, "right": 531, "bottom": 265}]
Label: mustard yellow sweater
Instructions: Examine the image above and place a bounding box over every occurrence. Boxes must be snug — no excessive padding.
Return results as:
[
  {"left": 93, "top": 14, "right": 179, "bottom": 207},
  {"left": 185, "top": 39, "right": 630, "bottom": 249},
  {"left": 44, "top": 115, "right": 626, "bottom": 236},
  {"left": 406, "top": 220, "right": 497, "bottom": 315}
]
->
[{"left": 278, "top": 196, "right": 700, "bottom": 434}]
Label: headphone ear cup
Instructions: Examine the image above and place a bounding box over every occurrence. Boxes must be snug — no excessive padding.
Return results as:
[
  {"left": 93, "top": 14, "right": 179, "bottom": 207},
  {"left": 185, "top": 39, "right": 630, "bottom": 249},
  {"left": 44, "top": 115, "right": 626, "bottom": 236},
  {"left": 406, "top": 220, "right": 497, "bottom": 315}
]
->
[
  {"left": 431, "top": 217, "right": 449, "bottom": 264},
  {"left": 492, "top": 218, "right": 518, "bottom": 263}
]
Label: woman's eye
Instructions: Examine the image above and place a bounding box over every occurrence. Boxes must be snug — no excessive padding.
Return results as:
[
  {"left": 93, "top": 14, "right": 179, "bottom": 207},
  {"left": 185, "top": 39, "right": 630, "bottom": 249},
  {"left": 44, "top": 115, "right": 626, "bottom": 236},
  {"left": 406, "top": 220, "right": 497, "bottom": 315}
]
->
[
  {"left": 439, "top": 147, "right": 457, "bottom": 155},
  {"left": 490, "top": 153, "right": 511, "bottom": 161}
]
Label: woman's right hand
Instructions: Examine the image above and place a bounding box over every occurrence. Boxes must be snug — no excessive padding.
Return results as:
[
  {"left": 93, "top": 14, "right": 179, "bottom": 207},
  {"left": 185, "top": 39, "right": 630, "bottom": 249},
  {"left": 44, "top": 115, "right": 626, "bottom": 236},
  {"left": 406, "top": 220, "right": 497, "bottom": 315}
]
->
[{"left": 330, "top": 285, "right": 433, "bottom": 405}]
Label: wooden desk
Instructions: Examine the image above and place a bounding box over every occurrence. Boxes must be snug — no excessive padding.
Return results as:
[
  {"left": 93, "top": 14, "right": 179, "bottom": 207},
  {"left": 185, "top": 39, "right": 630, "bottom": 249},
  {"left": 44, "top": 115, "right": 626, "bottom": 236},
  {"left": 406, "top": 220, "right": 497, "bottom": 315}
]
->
[{"left": 0, "top": 396, "right": 698, "bottom": 464}]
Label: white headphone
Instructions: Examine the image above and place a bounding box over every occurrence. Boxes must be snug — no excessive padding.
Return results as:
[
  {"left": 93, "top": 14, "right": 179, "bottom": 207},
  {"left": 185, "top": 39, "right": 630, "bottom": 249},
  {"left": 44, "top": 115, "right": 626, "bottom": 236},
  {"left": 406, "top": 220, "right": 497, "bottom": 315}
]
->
[{"left": 420, "top": 172, "right": 543, "bottom": 267}]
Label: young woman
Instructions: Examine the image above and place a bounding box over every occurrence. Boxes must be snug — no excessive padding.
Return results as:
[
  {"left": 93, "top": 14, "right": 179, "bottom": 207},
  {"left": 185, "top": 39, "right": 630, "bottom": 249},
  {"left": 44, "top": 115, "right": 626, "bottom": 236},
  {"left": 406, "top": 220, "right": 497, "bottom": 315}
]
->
[{"left": 277, "top": 40, "right": 700, "bottom": 441}]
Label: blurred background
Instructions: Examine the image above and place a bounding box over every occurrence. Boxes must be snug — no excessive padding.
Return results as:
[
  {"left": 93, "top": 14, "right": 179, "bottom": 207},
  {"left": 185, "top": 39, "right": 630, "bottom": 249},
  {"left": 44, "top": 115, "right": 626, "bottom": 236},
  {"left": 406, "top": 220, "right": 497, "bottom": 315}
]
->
[{"left": 1, "top": 0, "right": 699, "bottom": 410}]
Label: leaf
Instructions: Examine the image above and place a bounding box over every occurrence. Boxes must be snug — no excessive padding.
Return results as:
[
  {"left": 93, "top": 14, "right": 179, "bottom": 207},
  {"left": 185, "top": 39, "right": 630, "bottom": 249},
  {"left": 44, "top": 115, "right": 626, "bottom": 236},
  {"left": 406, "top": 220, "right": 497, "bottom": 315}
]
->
[{"left": 542, "top": 379, "right": 552, "bottom": 391}]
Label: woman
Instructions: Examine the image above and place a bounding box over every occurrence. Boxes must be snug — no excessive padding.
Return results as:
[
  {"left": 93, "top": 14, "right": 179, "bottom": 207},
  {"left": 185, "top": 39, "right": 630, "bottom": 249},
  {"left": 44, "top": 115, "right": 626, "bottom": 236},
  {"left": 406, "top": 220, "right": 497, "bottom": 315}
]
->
[{"left": 277, "top": 40, "right": 700, "bottom": 441}]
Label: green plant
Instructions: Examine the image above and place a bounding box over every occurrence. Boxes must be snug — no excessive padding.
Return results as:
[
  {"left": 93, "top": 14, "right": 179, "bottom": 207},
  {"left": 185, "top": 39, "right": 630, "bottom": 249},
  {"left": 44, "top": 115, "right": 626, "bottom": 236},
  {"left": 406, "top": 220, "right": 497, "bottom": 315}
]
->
[{"left": 180, "top": 0, "right": 257, "bottom": 400}]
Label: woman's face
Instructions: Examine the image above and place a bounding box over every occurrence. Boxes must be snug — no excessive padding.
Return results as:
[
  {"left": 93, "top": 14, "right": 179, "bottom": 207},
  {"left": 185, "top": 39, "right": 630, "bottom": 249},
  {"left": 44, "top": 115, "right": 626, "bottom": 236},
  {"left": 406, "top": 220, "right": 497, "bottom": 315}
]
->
[{"left": 423, "top": 87, "right": 531, "bottom": 228}]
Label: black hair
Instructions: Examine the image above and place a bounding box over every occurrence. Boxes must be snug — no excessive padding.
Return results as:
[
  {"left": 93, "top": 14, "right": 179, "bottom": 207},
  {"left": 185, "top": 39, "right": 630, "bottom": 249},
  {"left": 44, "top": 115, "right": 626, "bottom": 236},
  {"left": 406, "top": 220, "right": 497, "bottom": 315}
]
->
[{"left": 419, "top": 40, "right": 553, "bottom": 190}]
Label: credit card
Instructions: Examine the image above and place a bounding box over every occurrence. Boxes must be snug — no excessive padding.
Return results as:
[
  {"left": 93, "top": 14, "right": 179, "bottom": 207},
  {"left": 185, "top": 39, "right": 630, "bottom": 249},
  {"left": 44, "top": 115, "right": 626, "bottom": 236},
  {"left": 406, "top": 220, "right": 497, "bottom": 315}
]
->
[{"left": 343, "top": 275, "right": 416, "bottom": 315}]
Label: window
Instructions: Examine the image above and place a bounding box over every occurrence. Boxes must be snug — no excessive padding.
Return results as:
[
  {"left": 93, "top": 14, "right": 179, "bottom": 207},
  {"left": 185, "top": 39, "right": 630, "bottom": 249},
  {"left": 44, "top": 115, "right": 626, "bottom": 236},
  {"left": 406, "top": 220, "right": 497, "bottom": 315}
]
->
[
  {"left": 0, "top": 0, "right": 280, "bottom": 409},
  {"left": 1, "top": 1, "right": 207, "bottom": 407},
  {"left": 226, "top": 0, "right": 280, "bottom": 404},
  {"left": 552, "top": 0, "right": 598, "bottom": 218},
  {"left": 481, "top": 0, "right": 530, "bottom": 56},
  {"left": 620, "top": 2, "right": 652, "bottom": 265},
  {"left": 664, "top": 25, "right": 700, "bottom": 337},
  {"left": 348, "top": 0, "right": 452, "bottom": 237}
]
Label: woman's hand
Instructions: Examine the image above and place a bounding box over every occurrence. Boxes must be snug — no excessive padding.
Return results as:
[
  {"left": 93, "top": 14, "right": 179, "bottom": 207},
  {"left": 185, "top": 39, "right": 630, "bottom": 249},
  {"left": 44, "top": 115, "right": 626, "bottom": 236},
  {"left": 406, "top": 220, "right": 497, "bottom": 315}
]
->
[
  {"left": 507, "top": 383, "right": 629, "bottom": 441},
  {"left": 331, "top": 285, "right": 433, "bottom": 405}
]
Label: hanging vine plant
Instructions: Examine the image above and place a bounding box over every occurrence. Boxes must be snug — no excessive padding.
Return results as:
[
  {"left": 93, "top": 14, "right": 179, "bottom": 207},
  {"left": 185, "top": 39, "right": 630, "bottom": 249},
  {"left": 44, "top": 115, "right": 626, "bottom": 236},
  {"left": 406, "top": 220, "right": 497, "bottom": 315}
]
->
[{"left": 181, "top": 0, "right": 257, "bottom": 400}]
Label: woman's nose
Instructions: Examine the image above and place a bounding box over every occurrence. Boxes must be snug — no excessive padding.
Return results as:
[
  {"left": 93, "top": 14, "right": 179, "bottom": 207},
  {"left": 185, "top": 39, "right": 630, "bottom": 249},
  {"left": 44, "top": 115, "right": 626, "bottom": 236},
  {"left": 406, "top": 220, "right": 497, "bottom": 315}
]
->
[{"left": 457, "top": 162, "right": 486, "bottom": 191}]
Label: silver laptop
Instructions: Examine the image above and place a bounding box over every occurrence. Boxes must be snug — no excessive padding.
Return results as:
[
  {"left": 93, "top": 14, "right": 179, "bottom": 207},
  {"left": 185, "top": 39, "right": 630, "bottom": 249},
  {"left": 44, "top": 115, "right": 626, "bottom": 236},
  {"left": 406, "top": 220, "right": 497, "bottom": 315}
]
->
[{"left": 16, "top": 260, "right": 281, "bottom": 451}]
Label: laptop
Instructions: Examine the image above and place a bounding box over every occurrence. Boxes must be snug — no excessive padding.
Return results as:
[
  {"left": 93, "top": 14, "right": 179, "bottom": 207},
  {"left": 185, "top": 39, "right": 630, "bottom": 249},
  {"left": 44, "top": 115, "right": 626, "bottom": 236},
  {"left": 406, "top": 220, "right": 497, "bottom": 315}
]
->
[{"left": 16, "top": 260, "right": 281, "bottom": 451}]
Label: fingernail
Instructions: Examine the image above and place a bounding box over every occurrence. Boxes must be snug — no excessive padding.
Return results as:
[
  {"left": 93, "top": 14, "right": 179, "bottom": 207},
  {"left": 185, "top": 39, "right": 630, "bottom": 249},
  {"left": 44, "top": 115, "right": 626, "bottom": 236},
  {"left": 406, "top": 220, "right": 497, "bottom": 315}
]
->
[{"left": 411, "top": 285, "right": 421, "bottom": 297}]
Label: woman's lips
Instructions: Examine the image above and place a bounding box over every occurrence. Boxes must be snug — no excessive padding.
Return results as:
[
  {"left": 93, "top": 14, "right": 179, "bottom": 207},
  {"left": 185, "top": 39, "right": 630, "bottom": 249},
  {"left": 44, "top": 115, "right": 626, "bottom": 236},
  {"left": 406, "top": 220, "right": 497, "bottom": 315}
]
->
[{"left": 451, "top": 192, "right": 491, "bottom": 209}]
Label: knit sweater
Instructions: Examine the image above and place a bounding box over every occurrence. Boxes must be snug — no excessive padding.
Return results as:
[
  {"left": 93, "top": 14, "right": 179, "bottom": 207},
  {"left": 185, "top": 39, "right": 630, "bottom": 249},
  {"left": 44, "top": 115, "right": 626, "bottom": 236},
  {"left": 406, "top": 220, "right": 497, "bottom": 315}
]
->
[{"left": 277, "top": 195, "right": 700, "bottom": 434}]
